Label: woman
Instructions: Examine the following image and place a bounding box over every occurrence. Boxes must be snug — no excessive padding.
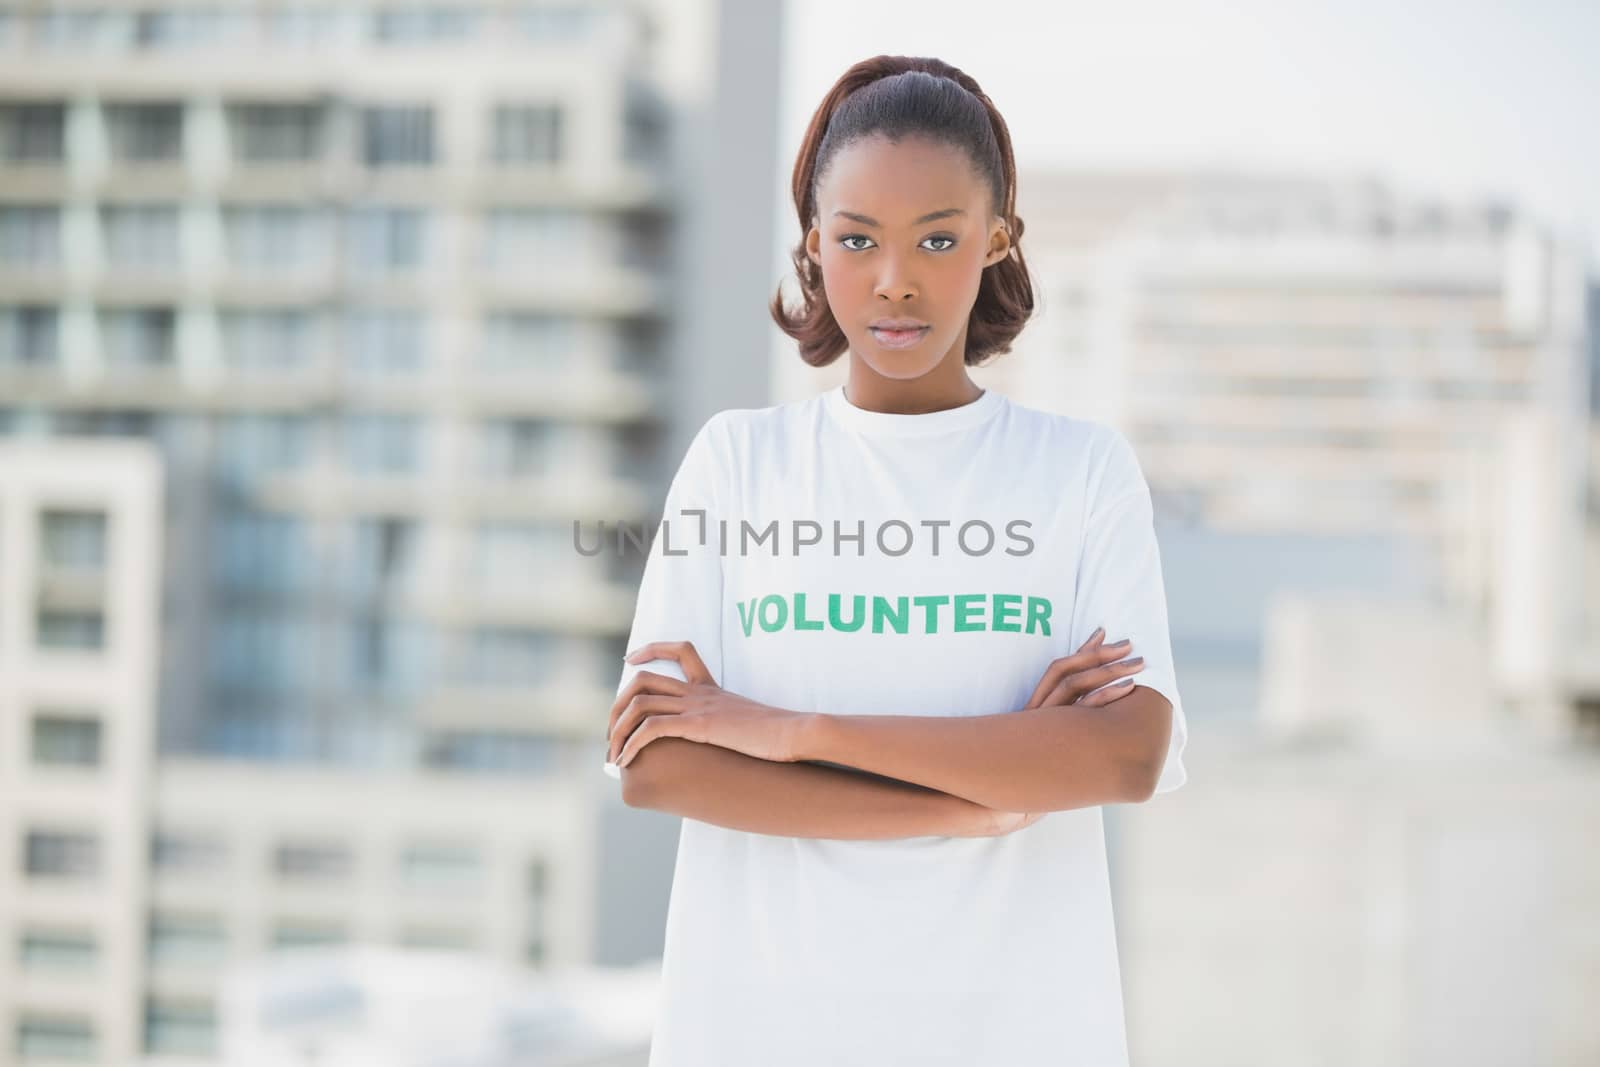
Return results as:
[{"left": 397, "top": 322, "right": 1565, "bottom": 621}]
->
[{"left": 604, "top": 54, "right": 1188, "bottom": 1066}]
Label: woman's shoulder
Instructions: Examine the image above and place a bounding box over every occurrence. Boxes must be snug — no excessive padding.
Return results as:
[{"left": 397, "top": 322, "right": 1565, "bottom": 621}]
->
[
  {"left": 693, "top": 392, "right": 828, "bottom": 452},
  {"left": 994, "top": 392, "right": 1128, "bottom": 456}
]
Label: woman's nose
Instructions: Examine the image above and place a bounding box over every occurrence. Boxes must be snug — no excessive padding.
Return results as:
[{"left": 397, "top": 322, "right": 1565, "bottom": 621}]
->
[{"left": 874, "top": 268, "right": 918, "bottom": 302}]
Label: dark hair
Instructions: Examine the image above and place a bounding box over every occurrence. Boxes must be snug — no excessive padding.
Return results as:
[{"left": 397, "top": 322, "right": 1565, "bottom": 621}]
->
[{"left": 770, "top": 55, "right": 1035, "bottom": 368}]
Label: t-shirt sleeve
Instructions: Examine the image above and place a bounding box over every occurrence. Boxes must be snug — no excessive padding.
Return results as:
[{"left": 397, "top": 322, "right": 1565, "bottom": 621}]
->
[
  {"left": 604, "top": 413, "right": 728, "bottom": 781},
  {"left": 1065, "top": 428, "right": 1188, "bottom": 795}
]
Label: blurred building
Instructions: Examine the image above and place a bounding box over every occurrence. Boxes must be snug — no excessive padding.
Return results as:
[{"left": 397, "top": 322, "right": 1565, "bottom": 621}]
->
[
  {"left": 1116, "top": 718, "right": 1600, "bottom": 1067},
  {"left": 0, "top": 440, "right": 163, "bottom": 1064},
  {"left": 0, "top": 0, "right": 781, "bottom": 1062},
  {"left": 989, "top": 171, "right": 1595, "bottom": 730},
  {"left": 0, "top": 0, "right": 694, "bottom": 764},
  {"left": 215, "top": 947, "right": 656, "bottom": 1066},
  {"left": 952, "top": 172, "right": 1600, "bottom": 1065}
]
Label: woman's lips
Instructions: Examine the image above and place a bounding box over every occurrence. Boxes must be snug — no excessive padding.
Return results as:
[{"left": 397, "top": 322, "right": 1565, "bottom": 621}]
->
[{"left": 869, "top": 325, "right": 931, "bottom": 349}]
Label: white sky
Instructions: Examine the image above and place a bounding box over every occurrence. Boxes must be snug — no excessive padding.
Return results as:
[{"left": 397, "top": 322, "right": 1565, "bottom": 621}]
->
[{"left": 779, "top": 0, "right": 1600, "bottom": 258}]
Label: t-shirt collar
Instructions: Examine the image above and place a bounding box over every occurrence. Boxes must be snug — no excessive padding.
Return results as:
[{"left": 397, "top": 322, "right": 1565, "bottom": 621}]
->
[{"left": 823, "top": 382, "right": 1004, "bottom": 438}]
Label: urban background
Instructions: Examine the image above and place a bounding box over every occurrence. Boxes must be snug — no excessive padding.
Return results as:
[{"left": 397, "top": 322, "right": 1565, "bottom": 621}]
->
[{"left": 0, "top": 0, "right": 1595, "bottom": 1064}]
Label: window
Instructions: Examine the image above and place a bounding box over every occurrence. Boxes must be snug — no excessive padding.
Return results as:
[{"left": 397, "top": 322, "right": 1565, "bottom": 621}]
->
[
  {"left": 347, "top": 206, "right": 425, "bottom": 274},
  {"left": 19, "top": 928, "right": 98, "bottom": 972},
  {"left": 219, "top": 309, "right": 315, "bottom": 372},
  {"left": 16, "top": 1014, "right": 95, "bottom": 1060},
  {"left": 262, "top": 6, "right": 346, "bottom": 46},
  {"left": 53, "top": 410, "right": 163, "bottom": 445},
  {"left": 623, "top": 89, "right": 666, "bottom": 166},
  {"left": 476, "top": 418, "right": 549, "bottom": 478},
  {"left": 207, "top": 706, "right": 310, "bottom": 760},
  {"left": 479, "top": 313, "right": 577, "bottom": 372},
  {"left": 0, "top": 305, "right": 60, "bottom": 366},
  {"left": 100, "top": 307, "right": 177, "bottom": 369},
  {"left": 147, "top": 914, "right": 226, "bottom": 966},
  {"left": 105, "top": 102, "right": 184, "bottom": 163},
  {"left": 31, "top": 713, "right": 103, "bottom": 767},
  {"left": 150, "top": 831, "right": 227, "bottom": 875},
  {"left": 345, "top": 307, "right": 425, "bottom": 375},
  {"left": 271, "top": 920, "right": 347, "bottom": 948},
  {"left": 36, "top": 609, "right": 105, "bottom": 651},
  {"left": 371, "top": 5, "right": 480, "bottom": 42},
  {"left": 361, "top": 105, "right": 433, "bottom": 166},
  {"left": 526, "top": 856, "right": 547, "bottom": 964},
  {"left": 344, "top": 413, "right": 421, "bottom": 475},
  {"left": 0, "top": 102, "right": 66, "bottom": 163},
  {"left": 0, "top": 205, "right": 62, "bottom": 265},
  {"left": 214, "top": 512, "right": 314, "bottom": 591},
  {"left": 40, "top": 508, "right": 107, "bottom": 569},
  {"left": 35, "top": 8, "right": 132, "bottom": 49},
  {"left": 470, "top": 521, "right": 564, "bottom": 590},
  {"left": 224, "top": 205, "right": 325, "bottom": 273},
  {"left": 454, "top": 627, "right": 551, "bottom": 687},
  {"left": 518, "top": 4, "right": 601, "bottom": 43},
  {"left": 101, "top": 203, "right": 180, "bottom": 269},
  {"left": 24, "top": 829, "right": 100, "bottom": 878},
  {"left": 228, "top": 102, "right": 323, "bottom": 163},
  {"left": 274, "top": 841, "right": 352, "bottom": 880},
  {"left": 490, "top": 103, "right": 561, "bottom": 165},
  {"left": 143, "top": 998, "right": 217, "bottom": 1057},
  {"left": 398, "top": 926, "right": 475, "bottom": 950},
  {"left": 350, "top": 517, "right": 415, "bottom": 591},
  {"left": 133, "top": 9, "right": 241, "bottom": 49},
  {"left": 212, "top": 610, "right": 318, "bottom": 695},
  {"left": 422, "top": 730, "right": 563, "bottom": 773},
  {"left": 481, "top": 207, "right": 586, "bottom": 271},
  {"left": 215, "top": 413, "right": 312, "bottom": 479},
  {"left": 398, "top": 844, "right": 482, "bottom": 892}
]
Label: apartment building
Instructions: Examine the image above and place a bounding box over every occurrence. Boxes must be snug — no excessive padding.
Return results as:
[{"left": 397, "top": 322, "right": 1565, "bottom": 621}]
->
[
  {"left": 998, "top": 172, "right": 1591, "bottom": 610},
  {"left": 953, "top": 171, "right": 1594, "bottom": 724},
  {"left": 0, "top": 0, "right": 782, "bottom": 1061},
  {"left": 0, "top": 1, "right": 685, "bottom": 763},
  {"left": 0, "top": 441, "right": 163, "bottom": 1062}
]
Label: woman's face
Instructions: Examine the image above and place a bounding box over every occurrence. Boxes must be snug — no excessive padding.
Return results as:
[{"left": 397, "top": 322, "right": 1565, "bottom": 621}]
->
[{"left": 806, "top": 134, "right": 1011, "bottom": 379}]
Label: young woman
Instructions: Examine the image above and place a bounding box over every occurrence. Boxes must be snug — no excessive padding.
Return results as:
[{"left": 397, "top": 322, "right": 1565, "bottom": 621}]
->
[{"left": 604, "top": 55, "right": 1187, "bottom": 1066}]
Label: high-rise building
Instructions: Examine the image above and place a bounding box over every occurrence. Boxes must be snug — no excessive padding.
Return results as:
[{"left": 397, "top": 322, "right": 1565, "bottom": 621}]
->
[
  {"left": 0, "top": 440, "right": 163, "bottom": 1064},
  {"left": 1000, "top": 172, "right": 1591, "bottom": 610},
  {"left": 0, "top": 0, "right": 780, "bottom": 766},
  {"left": 968, "top": 171, "right": 1594, "bottom": 725},
  {"left": 0, "top": 0, "right": 655, "bottom": 767},
  {"left": 0, "top": 1, "right": 783, "bottom": 1061}
]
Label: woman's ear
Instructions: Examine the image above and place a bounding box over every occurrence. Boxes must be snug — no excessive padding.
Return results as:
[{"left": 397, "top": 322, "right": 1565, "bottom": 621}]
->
[
  {"left": 984, "top": 219, "right": 1012, "bottom": 267},
  {"left": 805, "top": 224, "right": 822, "bottom": 266}
]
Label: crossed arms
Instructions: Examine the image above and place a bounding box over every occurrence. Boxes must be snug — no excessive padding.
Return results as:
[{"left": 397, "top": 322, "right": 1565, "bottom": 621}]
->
[{"left": 619, "top": 687, "right": 1172, "bottom": 841}]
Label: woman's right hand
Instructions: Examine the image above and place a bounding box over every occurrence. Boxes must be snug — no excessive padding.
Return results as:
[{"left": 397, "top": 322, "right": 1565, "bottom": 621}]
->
[
  {"left": 942, "top": 803, "right": 1045, "bottom": 838},
  {"left": 986, "top": 809, "right": 1045, "bottom": 835}
]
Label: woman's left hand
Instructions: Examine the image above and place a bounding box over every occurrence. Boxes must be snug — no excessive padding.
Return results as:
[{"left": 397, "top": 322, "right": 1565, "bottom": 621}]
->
[{"left": 607, "top": 640, "right": 813, "bottom": 768}]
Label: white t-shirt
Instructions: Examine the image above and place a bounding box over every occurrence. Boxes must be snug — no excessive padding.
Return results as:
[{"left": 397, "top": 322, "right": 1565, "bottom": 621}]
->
[{"left": 611, "top": 383, "right": 1187, "bottom": 1066}]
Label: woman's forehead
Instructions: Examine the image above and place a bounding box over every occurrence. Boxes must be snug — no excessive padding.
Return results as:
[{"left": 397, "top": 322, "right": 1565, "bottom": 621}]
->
[{"left": 818, "top": 137, "right": 988, "bottom": 221}]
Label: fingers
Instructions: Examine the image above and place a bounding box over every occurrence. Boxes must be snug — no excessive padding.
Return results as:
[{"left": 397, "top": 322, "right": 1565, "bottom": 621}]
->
[
  {"left": 607, "top": 670, "right": 687, "bottom": 742},
  {"left": 607, "top": 692, "right": 686, "bottom": 764},
  {"left": 616, "top": 710, "right": 701, "bottom": 768},
  {"left": 1039, "top": 655, "right": 1145, "bottom": 708},
  {"left": 1023, "top": 631, "right": 1137, "bottom": 710},
  {"left": 1075, "top": 677, "right": 1137, "bottom": 706},
  {"left": 622, "top": 640, "right": 714, "bottom": 685},
  {"left": 1024, "top": 628, "right": 1104, "bottom": 708}
]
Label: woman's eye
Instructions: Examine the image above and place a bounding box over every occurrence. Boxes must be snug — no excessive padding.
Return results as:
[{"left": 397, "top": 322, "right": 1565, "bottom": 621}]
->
[{"left": 837, "top": 234, "right": 954, "bottom": 252}]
